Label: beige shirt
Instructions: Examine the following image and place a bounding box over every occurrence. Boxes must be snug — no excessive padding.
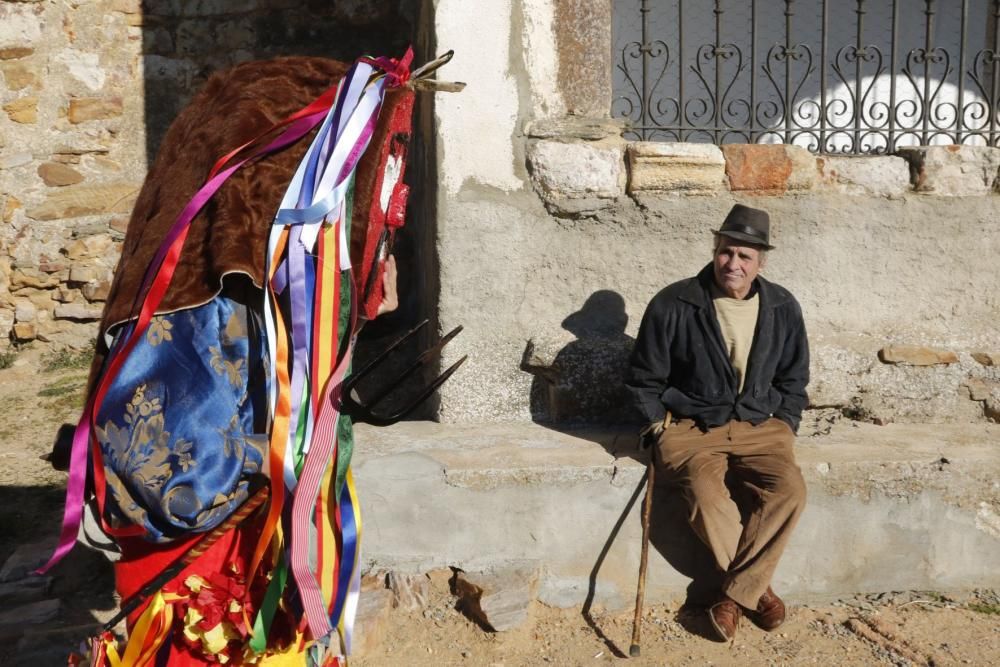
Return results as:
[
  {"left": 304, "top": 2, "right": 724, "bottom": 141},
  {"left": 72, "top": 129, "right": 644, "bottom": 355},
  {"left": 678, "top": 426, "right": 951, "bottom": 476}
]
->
[{"left": 711, "top": 286, "right": 759, "bottom": 393}]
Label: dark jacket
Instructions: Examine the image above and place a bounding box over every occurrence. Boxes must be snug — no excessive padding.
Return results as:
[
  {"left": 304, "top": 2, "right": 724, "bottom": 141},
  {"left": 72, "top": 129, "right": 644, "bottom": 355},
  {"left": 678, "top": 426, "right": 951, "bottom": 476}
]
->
[{"left": 627, "top": 264, "right": 809, "bottom": 432}]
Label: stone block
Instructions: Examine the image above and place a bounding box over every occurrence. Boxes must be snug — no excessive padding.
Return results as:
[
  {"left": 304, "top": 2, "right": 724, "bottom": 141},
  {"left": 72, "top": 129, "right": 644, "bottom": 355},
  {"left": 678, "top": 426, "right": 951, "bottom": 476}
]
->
[
  {"left": 352, "top": 587, "right": 392, "bottom": 656},
  {"left": 553, "top": 0, "right": 611, "bottom": 116},
  {"left": 109, "top": 216, "right": 129, "bottom": 234},
  {"left": 2, "top": 62, "right": 35, "bottom": 90},
  {"left": 54, "top": 286, "right": 78, "bottom": 302},
  {"left": 0, "top": 151, "right": 32, "bottom": 170},
  {"left": 13, "top": 300, "right": 35, "bottom": 322},
  {"left": 877, "top": 345, "right": 959, "bottom": 366},
  {"left": 387, "top": 571, "right": 429, "bottom": 611},
  {"left": 2, "top": 194, "right": 20, "bottom": 222},
  {"left": 965, "top": 378, "right": 995, "bottom": 402},
  {"left": 53, "top": 303, "right": 103, "bottom": 321},
  {"left": 38, "top": 161, "right": 83, "bottom": 187},
  {"left": 37, "top": 260, "right": 67, "bottom": 273},
  {"left": 896, "top": 145, "right": 1000, "bottom": 196},
  {"left": 987, "top": 392, "right": 1000, "bottom": 422},
  {"left": 81, "top": 279, "right": 111, "bottom": 302},
  {"left": 0, "top": 599, "right": 59, "bottom": 642},
  {"left": 109, "top": 0, "right": 142, "bottom": 12},
  {"left": 10, "top": 268, "right": 58, "bottom": 290},
  {"left": 2, "top": 96, "right": 37, "bottom": 123},
  {"left": 26, "top": 183, "right": 138, "bottom": 220},
  {"left": 68, "top": 97, "right": 124, "bottom": 123},
  {"left": 63, "top": 233, "right": 115, "bottom": 260},
  {"left": 722, "top": 144, "right": 817, "bottom": 193},
  {"left": 68, "top": 266, "right": 97, "bottom": 283},
  {"left": 817, "top": 155, "right": 911, "bottom": 197},
  {"left": 35, "top": 317, "right": 95, "bottom": 346},
  {"left": 0, "top": 311, "right": 13, "bottom": 337},
  {"left": 524, "top": 116, "right": 623, "bottom": 141},
  {"left": 528, "top": 139, "right": 623, "bottom": 204},
  {"left": 0, "top": 47, "right": 34, "bottom": 61},
  {"left": 26, "top": 290, "right": 55, "bottom": 309},
  {"left": 452, "top": 564, "right": 539, "bottom": 632},
  {"left": 627, "top": 142, "right": 727, "bottom": 194},
  {"left": 0, "top": 540, "right": 53, "bottom": 582},
  {"left": 972, "top": 352, "right": 1000, "bottom": 366},
  {"left": 14, "top": 322, "right": 39, "bottom": 340}
]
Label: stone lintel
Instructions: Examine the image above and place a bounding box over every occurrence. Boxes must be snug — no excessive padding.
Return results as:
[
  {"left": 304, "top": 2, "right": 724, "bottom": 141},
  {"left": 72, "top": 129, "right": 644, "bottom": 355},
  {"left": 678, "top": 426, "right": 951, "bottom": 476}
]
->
[
  {"left": 627, "top": 142, "right": 727, "bottom": 194},
  {"left": 524, "top": 116, "right": 624, "bottom": 141},
  {"left": 895, "top": 145, "right": 1000, "bottom": 196}
]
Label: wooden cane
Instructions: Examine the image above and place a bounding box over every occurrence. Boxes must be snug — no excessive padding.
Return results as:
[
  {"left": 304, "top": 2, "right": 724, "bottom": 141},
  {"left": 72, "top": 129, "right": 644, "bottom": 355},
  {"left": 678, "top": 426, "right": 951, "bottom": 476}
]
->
[{"left": 629, "top": 411, "right": 670, "bottom": 658}]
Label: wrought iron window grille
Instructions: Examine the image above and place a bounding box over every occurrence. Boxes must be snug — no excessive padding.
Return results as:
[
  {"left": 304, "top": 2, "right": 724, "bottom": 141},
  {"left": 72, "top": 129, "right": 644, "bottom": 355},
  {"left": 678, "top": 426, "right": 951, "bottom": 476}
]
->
[{"left": 612, "top": 0, "right": 1000, "bottom": 155}]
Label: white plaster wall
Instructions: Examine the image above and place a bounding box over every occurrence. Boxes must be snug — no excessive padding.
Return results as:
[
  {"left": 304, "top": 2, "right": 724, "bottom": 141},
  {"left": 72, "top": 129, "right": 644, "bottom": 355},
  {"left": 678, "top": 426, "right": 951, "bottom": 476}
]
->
[
  {"left": 520, "top": 0, "right": 565, "bottom": 119},
  {"left": 434, "top": 0, "right": 522, "bottom": 195}
]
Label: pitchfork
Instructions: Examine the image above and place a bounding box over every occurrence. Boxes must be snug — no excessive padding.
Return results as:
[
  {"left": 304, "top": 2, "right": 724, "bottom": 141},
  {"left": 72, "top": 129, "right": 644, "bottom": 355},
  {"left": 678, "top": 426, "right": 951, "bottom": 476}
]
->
[{"left": 341, "top": 319, "right": 467, "bottom": 426}]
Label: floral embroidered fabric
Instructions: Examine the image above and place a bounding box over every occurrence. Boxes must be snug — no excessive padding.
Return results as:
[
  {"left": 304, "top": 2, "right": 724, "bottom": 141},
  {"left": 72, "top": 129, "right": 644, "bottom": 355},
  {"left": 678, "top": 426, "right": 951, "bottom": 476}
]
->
[{"left": 95, "top": 293, "right": 268, "bottom": 542}]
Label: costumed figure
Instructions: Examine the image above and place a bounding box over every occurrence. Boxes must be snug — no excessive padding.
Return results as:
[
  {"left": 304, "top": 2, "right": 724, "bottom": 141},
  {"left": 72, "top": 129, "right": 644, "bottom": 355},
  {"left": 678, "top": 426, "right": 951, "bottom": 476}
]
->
[{"left": 38, "top": 49, "right": 463, "bottom": 666}]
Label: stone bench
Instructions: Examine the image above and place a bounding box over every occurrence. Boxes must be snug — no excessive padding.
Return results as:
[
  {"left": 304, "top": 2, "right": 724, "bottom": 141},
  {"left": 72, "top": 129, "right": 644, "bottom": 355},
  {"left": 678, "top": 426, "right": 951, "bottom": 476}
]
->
[{"left": 352, "top": 420, "right": 1000, "bottom": 609}]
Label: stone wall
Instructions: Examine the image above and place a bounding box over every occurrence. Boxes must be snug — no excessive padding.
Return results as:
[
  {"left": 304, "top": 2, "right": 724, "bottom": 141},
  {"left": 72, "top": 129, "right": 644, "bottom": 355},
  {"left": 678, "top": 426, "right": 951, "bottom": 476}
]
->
[
  {"left": 0, "top": 0, "right": 416, "bottom": 349},
  {"left": 430, "top": 1, "right": 1000, "bottom": 426}
]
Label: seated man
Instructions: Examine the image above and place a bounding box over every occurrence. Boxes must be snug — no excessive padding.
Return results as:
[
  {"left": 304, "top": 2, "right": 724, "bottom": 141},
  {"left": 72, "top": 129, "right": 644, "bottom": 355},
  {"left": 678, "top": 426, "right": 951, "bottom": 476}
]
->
[{"left": 627, "top": 204, "right": 809, "bottom": 641}]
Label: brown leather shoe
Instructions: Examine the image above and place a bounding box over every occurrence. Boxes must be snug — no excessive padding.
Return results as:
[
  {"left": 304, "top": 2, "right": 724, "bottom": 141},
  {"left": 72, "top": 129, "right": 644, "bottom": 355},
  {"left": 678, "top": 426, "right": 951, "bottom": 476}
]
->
[
  {"left": 750, "top": 586, "right": 786, "bottom": 631},
  {"left": 707, "top": 595, "right": 741, "bottom": 641}
]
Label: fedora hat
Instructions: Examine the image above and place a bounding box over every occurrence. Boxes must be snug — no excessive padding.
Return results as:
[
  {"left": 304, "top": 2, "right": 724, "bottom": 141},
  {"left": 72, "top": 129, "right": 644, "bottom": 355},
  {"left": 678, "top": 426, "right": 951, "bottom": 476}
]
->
[{"left": 713, "top": 204, "right": 775, "bottom": 250}]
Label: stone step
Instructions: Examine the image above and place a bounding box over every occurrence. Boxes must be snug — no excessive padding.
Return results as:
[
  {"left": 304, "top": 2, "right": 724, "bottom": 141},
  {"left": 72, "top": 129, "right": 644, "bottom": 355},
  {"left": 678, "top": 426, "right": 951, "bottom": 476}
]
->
[{"left": 352, "top": 420, "right": 1000, "bottom": 609}]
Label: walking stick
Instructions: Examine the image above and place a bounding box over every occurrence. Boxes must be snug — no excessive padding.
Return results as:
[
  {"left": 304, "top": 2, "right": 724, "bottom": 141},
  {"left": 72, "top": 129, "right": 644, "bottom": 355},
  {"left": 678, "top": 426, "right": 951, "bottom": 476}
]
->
[{"left": 629, "top": 411, "right": 670, "bottom": 658}]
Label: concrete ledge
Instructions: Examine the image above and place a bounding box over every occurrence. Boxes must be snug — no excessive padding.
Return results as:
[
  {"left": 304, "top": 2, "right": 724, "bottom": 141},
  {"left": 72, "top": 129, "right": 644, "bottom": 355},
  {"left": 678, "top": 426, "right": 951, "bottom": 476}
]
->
[{"left": 353, "top": 421, "right": 1000, "bottom": 609}]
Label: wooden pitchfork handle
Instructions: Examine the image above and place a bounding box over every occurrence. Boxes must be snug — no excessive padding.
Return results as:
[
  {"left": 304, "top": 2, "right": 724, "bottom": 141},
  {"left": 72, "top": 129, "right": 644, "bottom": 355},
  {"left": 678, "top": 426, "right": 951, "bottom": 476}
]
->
[{"left": 629, "top": 411, "right": 671, "bottom": 658}]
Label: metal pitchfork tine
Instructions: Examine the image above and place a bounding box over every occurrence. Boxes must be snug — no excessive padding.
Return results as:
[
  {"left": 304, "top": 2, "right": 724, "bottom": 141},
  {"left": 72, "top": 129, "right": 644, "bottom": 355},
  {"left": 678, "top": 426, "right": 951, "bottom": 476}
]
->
[{"left": 342, "top": 319, "right": 467, "bottom": 427}]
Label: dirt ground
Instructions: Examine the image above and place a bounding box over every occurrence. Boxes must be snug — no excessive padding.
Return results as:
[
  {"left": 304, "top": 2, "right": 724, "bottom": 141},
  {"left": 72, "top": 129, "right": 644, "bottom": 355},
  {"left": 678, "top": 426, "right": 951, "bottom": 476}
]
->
[{"left": 1, "top": 346, "right": 999, "bottom": 666}]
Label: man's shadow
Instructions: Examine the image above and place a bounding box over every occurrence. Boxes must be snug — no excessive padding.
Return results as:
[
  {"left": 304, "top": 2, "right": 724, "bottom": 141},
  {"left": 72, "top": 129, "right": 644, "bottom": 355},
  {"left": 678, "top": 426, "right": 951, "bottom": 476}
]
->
[
  {"left": 520, "top": 290, "right": 638, "bottom": 453},
  {"left": 521, "top": 291, "right": 725, "bottom": 649}
]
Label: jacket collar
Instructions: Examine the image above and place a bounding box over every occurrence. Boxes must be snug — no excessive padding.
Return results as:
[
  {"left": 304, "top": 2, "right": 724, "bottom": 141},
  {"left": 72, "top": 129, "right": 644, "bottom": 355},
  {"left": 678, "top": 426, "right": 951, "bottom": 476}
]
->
[{"left": 679, "top": 263, "right": 788, "bottom": 309}]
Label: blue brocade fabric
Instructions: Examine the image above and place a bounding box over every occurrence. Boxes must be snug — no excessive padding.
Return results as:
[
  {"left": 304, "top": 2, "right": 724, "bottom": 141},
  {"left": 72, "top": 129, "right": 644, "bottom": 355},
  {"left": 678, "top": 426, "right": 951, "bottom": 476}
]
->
[{"left": 95, "top": 294, "right": 268, "bottom": 542}]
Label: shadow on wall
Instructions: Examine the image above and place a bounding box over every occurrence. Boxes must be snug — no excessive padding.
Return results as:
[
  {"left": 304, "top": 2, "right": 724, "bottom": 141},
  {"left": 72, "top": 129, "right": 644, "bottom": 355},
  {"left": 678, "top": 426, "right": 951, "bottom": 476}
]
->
[{"left": 521, "top": 289, "right": 640, "bottom": 427}]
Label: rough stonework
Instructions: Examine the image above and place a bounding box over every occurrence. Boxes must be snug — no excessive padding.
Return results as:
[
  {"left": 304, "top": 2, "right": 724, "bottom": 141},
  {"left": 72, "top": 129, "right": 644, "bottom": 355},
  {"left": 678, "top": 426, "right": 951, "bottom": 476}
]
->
[
  {"left": 897, "top": 145, "right": 1000, "bottom": 195},
  {"left": 527, "top": 138, "right": 624, "bottom": 213},
  {"left": 452, "top": 564, "right": 540, "bottom": 632},
  {"left": 627, "top": 142, "right": 727, "bottom": 194},
  {"left": 722, "top": 144, "right": 817, "bottom": 193}
]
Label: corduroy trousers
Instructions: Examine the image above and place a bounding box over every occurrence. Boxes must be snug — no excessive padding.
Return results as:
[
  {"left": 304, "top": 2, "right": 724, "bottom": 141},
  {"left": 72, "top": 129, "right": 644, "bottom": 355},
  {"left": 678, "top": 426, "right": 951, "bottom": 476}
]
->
[{"left": 655, "top": 417, "right": 807, "bottom": 609}]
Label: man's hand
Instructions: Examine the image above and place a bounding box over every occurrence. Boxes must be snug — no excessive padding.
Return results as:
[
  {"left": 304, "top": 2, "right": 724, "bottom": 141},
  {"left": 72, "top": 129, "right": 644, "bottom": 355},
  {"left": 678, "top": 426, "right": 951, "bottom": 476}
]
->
[
  {"left": 376, "top": 254, "right": 398, "bottom": 317},
  {"left": 638, "top": 420, "right": 665, "bottom": 449}
]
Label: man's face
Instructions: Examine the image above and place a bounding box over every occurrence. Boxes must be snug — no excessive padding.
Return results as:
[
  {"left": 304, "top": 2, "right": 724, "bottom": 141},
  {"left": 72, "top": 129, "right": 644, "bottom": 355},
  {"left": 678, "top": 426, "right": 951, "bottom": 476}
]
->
[{"left": 713, "top": 237, "right": 765, "bottom": 299}]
